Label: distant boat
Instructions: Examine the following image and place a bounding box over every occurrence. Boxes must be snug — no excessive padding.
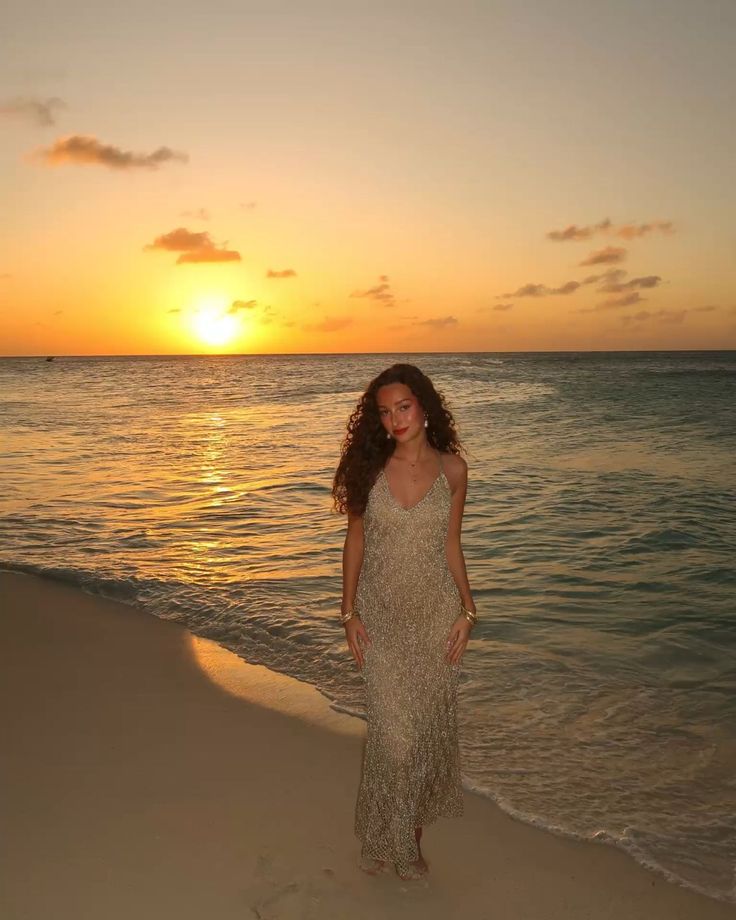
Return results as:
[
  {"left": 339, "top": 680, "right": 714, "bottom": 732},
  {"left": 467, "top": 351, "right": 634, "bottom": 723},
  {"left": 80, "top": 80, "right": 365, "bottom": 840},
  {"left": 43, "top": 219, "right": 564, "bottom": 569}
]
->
[{"left": 45, "top": 356, "right": 54, "bottom": 362}]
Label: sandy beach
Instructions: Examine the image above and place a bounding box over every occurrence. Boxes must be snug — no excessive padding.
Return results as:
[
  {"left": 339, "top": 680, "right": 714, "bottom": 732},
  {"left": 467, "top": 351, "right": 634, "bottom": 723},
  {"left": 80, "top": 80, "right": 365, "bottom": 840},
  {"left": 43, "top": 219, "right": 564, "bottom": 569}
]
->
[{"left": 1, "top": 569, "right": 732, "bottom": 920}]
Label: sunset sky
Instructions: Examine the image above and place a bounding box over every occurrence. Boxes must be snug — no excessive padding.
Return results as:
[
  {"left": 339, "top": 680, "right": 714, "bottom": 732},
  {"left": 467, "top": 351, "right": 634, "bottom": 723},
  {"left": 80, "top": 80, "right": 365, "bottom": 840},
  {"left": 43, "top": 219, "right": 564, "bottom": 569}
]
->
[{"left": 2, "top": 0, "right": 735, "bottom": 355}]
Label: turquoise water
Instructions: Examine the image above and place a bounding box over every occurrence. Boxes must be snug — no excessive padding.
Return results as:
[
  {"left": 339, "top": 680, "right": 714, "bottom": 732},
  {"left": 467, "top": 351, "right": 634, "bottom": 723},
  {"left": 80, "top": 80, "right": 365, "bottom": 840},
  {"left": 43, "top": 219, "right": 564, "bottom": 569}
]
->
[{"left": 1, "top": 351, "right": 734, "bottom": 902}]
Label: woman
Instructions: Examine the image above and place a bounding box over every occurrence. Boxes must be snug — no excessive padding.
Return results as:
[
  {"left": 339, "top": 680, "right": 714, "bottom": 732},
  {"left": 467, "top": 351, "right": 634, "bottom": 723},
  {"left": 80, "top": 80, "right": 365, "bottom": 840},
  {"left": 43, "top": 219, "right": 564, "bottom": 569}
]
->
[{"left": 332, "top": 363, "right": 477, "bottom": 881}]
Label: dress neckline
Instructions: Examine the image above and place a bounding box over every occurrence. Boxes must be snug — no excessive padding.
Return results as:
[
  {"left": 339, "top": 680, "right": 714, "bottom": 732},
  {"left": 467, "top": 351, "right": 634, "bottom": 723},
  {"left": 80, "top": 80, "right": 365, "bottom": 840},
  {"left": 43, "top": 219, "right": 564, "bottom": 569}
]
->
[{"left": 380, "top": 451, "right": 446, "bottom": 512}]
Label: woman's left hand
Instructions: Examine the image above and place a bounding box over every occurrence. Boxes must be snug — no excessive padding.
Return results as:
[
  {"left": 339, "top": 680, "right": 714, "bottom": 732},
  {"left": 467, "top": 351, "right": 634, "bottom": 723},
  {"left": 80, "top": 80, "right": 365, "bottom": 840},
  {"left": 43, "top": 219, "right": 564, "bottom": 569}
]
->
[{"left": 445, "top": 615, "right": 472, "bottom": 664}]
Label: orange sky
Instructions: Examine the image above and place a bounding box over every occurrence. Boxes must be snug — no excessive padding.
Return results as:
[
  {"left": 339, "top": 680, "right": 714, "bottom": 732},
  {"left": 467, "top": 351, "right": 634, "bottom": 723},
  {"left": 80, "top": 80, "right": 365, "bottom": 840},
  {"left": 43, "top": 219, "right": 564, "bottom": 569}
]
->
[{"left": 1, "top": 1, "right": 735, "bottom": 355}]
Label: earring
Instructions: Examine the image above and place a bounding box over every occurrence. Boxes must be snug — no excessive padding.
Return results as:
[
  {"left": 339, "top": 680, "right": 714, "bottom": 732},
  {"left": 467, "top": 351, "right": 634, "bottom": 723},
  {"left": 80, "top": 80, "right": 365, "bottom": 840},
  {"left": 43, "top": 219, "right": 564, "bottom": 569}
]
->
[
  {"left": 424, "top": 417, "right": 428, "bottom": 428},
  {"left": 387, "top": 432, "right": 392, "bottom": 439}
]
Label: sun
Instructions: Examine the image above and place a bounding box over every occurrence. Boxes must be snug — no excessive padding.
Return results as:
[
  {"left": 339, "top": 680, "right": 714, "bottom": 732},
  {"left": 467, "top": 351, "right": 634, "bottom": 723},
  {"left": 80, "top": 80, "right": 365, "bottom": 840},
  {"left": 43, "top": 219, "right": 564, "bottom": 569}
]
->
[{"left": 190, "top": 296, "right": 240, "bottom": 348}]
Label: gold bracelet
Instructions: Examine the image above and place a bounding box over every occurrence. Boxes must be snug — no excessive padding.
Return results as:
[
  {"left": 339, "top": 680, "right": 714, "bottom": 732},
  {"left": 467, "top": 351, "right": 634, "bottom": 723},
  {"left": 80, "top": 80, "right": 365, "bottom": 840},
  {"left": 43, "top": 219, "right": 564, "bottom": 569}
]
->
[
  {"left": 339, "top": 608, "right": 357, "bottom": 624},
  {"left": 460, "top": 603, "right": 477, "bottom": 626}
]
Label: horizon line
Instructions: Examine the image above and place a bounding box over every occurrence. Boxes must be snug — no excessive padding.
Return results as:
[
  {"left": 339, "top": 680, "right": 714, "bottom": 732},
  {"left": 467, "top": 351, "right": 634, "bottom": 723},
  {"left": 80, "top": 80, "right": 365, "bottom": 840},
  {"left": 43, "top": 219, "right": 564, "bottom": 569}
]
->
[{"left": 2, "top": 348, "right": 735, "bottom": 359}]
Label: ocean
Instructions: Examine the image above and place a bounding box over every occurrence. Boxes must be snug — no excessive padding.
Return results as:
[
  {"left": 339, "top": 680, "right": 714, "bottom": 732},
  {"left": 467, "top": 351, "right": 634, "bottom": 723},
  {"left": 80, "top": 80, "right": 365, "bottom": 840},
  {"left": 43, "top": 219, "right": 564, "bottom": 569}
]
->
[{"left": 1, "top": 350, "right": 734, "bottom": 903}]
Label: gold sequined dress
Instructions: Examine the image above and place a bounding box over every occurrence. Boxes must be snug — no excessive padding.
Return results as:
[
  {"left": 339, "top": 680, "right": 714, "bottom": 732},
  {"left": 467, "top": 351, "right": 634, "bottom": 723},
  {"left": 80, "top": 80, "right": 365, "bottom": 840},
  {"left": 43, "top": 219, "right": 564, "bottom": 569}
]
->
[{"left": 354, "top": 450, "right": 464, "bottom": 873}]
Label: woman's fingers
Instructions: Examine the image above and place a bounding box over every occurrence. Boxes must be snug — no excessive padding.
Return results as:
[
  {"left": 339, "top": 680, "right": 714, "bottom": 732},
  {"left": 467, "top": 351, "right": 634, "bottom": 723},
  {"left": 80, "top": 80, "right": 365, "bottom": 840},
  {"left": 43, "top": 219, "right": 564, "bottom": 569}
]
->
[
  {"left": 345, "top": 621, "right": 370, "bottom": 669},
  {"left": 449, "top": 638, "right": 467, "bottom": 664},
  {"left": 445, "top": 626, "right": 463, "bottom": 660},
  {"left": 350, "top": 639, "right": 363, "bottom": 669}
]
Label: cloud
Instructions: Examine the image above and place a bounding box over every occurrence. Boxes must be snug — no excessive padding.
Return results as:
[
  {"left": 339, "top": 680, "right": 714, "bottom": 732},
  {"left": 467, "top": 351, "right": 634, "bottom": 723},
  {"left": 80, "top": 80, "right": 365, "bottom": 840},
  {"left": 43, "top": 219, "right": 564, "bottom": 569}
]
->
[
  {"left": 180, "top": 208, "right": 210, "bottom": 220},
  {"left": 581, "top": 268, "right": 627, "bottom": 286},
  {"left": 692, "top": 304, "right": 716, "bottom": 313},
  {"left": 553, "top": 281, "right": 581, "bottom": 294},
  {"left": 579, "top": 246, "right": 627, "bottom": 266},
  {"left": 167, "top": 308, "right": 181, "bottom": 314},
  {"left": 547, "top": 218, "right": 675, "bottom": 242},
  {"left": 228, "top": 299, "right": 257, "bottom": 313},
  {"left": 413, "top": 316, "right": 458, "bottom": 328},
  {"left": 1, "top": 96, "right": 66, "bottom": 127},
  {"left": 621, "top": 308, "right": 687, "bottom": 325},
  {"left": 0, "top": 272, "right": 11, "bottom": 280},
  {"left": 574, "top": 291, "right": 645, "bottom": 312},
  {"left": 499, "top": 280, "right": 581, "bottom": 298},
  {"left": 144, "top": 227, "right": 241, "bottom": 264},
  {"left": 547, "top": 219, "right": 613, "bottom": 242},
  {"left": 499, "top": 282, "right": 547, "bottom": 298},
  {"left": 350, "top": 274, "right": 395, "bottom": 306},
  {"left": 302, "top": 315, "right": 353, "bottom": 332},
  {"left": 616, "top": 221, "right": 675, "bottom": 240},
  {"left": 37, "top": 135, "right": 188, "bottom": 170},
  {"left": 501, "top": 267, "right": 662, "bottom": 308},
  {"left": 241, "top": 201, "right": 257, "bottom": 210},
  {"left": 493, "top": 303, "right": 514, "bottom": 311},
  {"left": 600, "top": 292, "right": 644, "bottom": 308},
  {"left": 266, "top": 268, "right": 297, "bottom": 279},
  {"left": 597, "top": 274, "right": 661, "bottom": 294}
]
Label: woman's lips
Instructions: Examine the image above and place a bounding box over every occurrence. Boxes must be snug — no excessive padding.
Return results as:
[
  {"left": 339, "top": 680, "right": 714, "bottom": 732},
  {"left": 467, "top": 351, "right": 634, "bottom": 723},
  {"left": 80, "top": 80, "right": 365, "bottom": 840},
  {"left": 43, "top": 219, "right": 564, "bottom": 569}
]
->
[{"left": 393, "top": 427, "right": 409, "bottom": 435}]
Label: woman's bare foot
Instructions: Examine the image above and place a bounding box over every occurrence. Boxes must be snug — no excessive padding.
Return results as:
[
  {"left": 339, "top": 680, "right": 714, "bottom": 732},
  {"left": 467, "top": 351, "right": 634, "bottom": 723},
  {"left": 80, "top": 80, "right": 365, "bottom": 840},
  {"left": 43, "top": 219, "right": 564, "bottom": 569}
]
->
[
  {"left": 396, "top": 827, "right": 429, "bottom": 880},
  {"left": 359, "top": 854, "right": 389, "bottom": 875}
]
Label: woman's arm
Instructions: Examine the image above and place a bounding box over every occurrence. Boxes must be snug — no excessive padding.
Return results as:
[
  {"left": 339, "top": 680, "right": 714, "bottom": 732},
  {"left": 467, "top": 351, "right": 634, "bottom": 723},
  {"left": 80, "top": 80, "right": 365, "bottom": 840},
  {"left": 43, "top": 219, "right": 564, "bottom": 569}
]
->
[
  {"left": 444, "top": 455, "right": 475, "bottom": 665},
  {"left": 341, "top": 511, "right": 365, "bottom": 614},
  {"left": 445, "top": 456, "right": 475, "bottom": 613},
  {"left": 342, "top": 511, "right": 371, "bottom": 668}
]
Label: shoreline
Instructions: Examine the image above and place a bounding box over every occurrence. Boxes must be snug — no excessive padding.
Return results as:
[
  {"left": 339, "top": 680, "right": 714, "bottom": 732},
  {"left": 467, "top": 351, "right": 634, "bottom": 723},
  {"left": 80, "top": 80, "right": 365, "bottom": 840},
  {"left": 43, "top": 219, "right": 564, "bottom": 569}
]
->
[{"left": 1, "top": 568, "right": 733, "bottom": 919}]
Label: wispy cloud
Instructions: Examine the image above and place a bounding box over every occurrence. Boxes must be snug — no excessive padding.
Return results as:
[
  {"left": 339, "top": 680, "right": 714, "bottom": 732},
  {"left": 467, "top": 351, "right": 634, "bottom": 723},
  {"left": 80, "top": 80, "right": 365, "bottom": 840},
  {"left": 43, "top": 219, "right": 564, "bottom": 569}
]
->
[
  {"left": 413, "top": 315, "right": 458, "bottom": 328},
  {"left": 350, "top": 274, "right": 395, "bottom": 307},
  {"left": 616, "top": 221, "right": 675, "bottom": 240},
  {"left": 581, "top": 268, "right": 627, "bottom": 286},
  {"left": 266, "top": 268, "right": 297, "bottom": 279},
  {"left": 493, "top": 303, "right": 514, "bottom": 311},
  {"left": 597, "top": 274, "right": 661, "bottom": 294},
  {"left": 37, "top": 135, "right": 188, "bottom": 170},
  {"left": 621, "top": 308, "right": 687, "bottom": 325},
  {"left": 579, "top": 246, "right": 627, "bottom": 266},
  {"left": 499, "top": 280, "right": 582, "bottom": 298},
  {"left": 501, "top": 269, "right": 662, "bottom": 308},
  {"left": 180, "top": 208, "right": 210, "bottom": 220},
  {"left": 575, "top": 292, "right": 645, "bottom": 312},
  {"left": 547, "top": 219, "right": 613, "bottom": 241},
  {"left": 228, "top": 299, "right": 257, "bottom": 313},
  {"left": 599, "top": 292, "right": 644, "bottom": 309},
  {"left": 144, "top": 227, "right": 240, "bottom": 264},
  {"left": 302, "top": 315, "right": 353, "bottom": 332},
  {"left": 1, "top": 96, "right": 66, "bottom": 127},
  {"left": 547, "top": 218, "right": 675, "bottom": 242}
]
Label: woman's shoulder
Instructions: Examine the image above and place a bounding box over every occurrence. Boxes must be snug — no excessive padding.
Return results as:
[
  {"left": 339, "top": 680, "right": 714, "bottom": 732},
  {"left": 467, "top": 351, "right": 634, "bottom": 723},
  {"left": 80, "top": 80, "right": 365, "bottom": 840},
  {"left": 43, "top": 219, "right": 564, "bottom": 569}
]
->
[{"left": 438, "top": 450, "right": 467, "bottom": 480}]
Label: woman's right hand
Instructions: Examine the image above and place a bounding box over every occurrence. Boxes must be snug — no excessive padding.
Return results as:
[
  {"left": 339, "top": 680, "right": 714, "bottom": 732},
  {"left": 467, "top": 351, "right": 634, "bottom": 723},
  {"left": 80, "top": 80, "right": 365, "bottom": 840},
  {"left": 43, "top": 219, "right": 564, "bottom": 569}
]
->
[{"left": 344, "top": 615, "right": 371, "bottom": 670}]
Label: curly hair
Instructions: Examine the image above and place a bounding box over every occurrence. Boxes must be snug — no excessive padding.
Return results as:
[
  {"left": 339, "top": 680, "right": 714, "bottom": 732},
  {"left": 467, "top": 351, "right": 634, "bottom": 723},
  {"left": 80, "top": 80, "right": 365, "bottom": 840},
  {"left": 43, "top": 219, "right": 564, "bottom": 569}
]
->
[{"left": 332, "top": 363, "right": 464, "bottom": 516}]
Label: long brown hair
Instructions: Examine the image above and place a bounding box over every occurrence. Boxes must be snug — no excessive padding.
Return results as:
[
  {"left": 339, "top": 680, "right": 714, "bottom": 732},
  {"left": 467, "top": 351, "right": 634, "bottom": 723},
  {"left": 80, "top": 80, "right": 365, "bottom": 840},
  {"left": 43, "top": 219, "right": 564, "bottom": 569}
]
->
[{"left": 332, "top": 363, "right": 464, "bottom": 516}]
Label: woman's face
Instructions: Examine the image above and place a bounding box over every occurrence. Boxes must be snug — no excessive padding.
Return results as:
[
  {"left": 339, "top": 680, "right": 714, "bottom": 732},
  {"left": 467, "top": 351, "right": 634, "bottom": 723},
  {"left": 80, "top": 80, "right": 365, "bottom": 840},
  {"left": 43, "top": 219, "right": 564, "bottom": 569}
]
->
[{"left": 375, "top": 382, "right": 425, "bottom": 442}]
